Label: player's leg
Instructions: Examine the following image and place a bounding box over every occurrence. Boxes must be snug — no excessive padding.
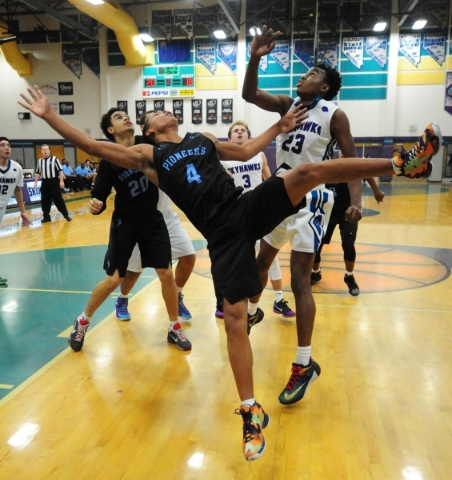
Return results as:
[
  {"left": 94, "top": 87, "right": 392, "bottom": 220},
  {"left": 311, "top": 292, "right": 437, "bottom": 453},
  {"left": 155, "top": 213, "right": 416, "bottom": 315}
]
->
[
  {"left": 40, "top": 182, "right": 52, "bottom": 222},
  {"left": 115, "top": 244, "right": 142, "bottom": 321},
  {"left": 340, "top": 219, "right": 359, "bottom": 296}
]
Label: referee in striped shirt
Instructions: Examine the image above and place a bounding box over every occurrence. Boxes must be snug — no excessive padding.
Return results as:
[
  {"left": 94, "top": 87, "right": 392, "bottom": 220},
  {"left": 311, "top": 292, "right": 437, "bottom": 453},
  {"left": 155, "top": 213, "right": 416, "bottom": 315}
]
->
[{"left": 34, "top": 144, "right": 71, "bottom": 223}]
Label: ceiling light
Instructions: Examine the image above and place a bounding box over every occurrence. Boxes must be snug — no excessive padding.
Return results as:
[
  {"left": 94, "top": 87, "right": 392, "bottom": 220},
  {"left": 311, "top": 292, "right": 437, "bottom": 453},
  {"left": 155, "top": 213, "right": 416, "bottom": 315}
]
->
[
  {"left": 213, "top": 30, "right": 227, "bottom": 39},
  {"left": 139, "top": 33, "right": 154, "bottom": 43},
  {"left": 373, "top": 22, "right": 387, "bottom": 32},
  {"left": 413, "top": 19, "right": 427, "bottom": 29},
  {"left": 249, "top": 27, "right": 262, "bottom": 36}
]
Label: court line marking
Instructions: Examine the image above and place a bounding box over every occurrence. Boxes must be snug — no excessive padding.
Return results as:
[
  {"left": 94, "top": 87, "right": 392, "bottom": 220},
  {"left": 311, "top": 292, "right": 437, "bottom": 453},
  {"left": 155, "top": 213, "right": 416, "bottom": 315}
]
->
[
  {"left": 0, "top": 275, "right": 162, "bottom": 408},
  {"left": 0, "top": 384, "right": 14, "bottom": 390}
]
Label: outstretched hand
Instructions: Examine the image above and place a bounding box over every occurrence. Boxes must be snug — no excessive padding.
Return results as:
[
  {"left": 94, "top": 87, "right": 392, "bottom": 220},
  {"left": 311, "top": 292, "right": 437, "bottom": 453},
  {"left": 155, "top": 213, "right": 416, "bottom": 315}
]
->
[
  {"left": 278, "top": 103, "right": 308, "bottom": 133},
  {"left": 250, "top": 25, "right": 281, "bottom": 57},
  {"left": 18, "top": 86, "right": 52, "bottom": 119}
]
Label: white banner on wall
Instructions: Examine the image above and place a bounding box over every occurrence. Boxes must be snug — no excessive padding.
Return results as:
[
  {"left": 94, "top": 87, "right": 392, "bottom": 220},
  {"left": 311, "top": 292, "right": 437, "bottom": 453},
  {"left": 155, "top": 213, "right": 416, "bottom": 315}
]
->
[
  {"left": 269, "top": 40, "right": 290, "bottom": 72},
  {"left": 196, "top": 43, "right": 216, "bottom": 74},
  {"left": 366, "top": 36, "right": 388, "bottom": 68},
  {"left": 342, "top": 37, "right": 364, "bottom": 69},
  {"left": 399, "top": 34, "right": 421, "bottom": 66},
  {"left": 318, "top": 40, "right": 338, "bottom": 69},
  {"left": 423, "top": 34, "right": 445, "bottom": 66}
]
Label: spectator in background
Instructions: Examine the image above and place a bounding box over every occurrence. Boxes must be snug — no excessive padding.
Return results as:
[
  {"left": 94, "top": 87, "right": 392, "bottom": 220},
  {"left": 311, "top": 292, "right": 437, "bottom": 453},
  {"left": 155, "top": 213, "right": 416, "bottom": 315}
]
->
[
  {"left": 62, "top": 158, "right": 78, "bottom": 192},
  {"left": 75, "top": 160, "right": 92, "bottom": 190}
]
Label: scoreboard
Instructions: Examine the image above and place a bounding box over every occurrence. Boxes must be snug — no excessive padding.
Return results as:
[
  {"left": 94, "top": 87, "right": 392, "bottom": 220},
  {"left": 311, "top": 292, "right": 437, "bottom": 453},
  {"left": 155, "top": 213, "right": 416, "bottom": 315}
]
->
[{"left": 143, "top": 65, "right": 195, "bottom": 98}]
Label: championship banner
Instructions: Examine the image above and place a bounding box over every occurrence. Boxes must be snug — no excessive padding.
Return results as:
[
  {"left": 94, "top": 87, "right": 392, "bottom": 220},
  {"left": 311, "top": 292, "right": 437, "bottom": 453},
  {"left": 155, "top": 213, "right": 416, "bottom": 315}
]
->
[
  {"left": 342, "top": 37, "right": 364, "bottom": 69},
  {"left": 192, "top": 99, "right": 202, "bottom": 124},
  {"left": 196, "top": 43, "right": 217, "bottom": 74},
  {"left": 206, "top": 99, "right": 217, "bottom": 124},
  {"left": 221, "top": 99, "right": 233, "bottom": 124},
  {"left": 246, "top": 8, "right": 267, "bottom": 33},
  {"left": 294, "top": 39, "right": 314, "bottom": 68},
  {"left": 445, "top": 72, "right": 452, "bottom": 116},
  {"left": 399, "top": 34, "right": 421, "bottom": 67},
  {"left": 218, "top": 9, "right": 235, "bottom": 37},
  {"left": 62, "top": 47, "right": 82, "bottom": 79},
  {"left": 423, "top": 34, "right": 445, "bottom": 66},
  {"left": 173, "top": 9, "right": 194, "bottom": 39},
  {"left": 154, "top": 100, "right": 165, "bottom": 112},
  {"left": 82, "top": 46, "right": 100, "bottom": 78},
  {"left": 247, "top": 42, "right": 267, "bottom": 72},
  {"left": 318, "top": 40, "right": 338, "bottom": 69},
  {"left": 217, "top": 42, "right": 237, "bottom": 73},
  {"left": 195, "top": 7, "right": 216, "bottom": 36},
  {"left": 173, "top": 99, "right": 184, "bottom": 124},
  {"left": 117, "top": 100, "right": 128, "bottom": 114},
  {"left": 269, "top": 40, "right": 290, "bottom": 72},
  {"left": 366, "top": 36, "right": 388, "bottom": 68},
  {"left": 152, "top": 10, "right": 173, "bottom": 40},
  {"left": 136, "top": 100, "right": 146, "bottom": 125}
]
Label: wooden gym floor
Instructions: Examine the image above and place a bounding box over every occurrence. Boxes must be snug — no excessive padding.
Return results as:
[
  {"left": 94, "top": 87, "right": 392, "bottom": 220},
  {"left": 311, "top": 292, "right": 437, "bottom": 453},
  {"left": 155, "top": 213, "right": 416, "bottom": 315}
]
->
[{"left": 1, "top": 179, "right": 452, "bottom": 479}]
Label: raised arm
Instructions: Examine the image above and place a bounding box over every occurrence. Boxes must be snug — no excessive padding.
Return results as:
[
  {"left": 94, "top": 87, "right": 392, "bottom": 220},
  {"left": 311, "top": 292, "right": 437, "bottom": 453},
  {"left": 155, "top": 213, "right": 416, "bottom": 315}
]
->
[
  {"left": 18, "top": 86, "right": 153, "bottom": 172},
  {"left": 242, "top": 25, "right": 293, "bottom": 116},
  {"left": 213, "top": 104, "right": 307, "bottom": 161}
]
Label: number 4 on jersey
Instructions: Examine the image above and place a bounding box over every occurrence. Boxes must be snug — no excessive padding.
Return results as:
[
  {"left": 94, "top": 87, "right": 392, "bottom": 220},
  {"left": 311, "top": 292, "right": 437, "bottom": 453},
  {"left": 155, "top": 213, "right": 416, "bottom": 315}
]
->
[{"left": 187, "top": 163, "right": 202, "bottom": 184}]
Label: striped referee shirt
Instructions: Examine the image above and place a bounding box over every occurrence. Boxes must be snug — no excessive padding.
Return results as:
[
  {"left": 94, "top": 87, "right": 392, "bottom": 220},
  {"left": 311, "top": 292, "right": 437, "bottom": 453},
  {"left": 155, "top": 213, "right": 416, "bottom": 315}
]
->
[{"left": 36, "top": 155, "right": 63, "bottom": 179}]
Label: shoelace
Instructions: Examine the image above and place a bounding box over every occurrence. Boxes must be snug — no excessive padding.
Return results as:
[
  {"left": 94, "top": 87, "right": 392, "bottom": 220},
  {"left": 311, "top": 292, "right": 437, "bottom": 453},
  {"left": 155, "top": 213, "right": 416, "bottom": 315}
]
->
[
  {"left": 235, "top": 409, "right": 258, "bottom": 442},
  {"left": 286, "top": 366, "right": 304, "bottom": 390},
  {"left": 75, "top": 322, "right": 89, "bottom": 341},
  {"left": 174, "top": 328, "right": 188, "bottom": 341}
]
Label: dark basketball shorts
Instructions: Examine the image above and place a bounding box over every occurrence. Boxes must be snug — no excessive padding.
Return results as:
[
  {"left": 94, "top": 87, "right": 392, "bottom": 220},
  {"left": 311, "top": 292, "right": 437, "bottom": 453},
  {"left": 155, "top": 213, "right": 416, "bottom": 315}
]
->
[
  {"left": 103, "top": 211, "right": 171, "bottom": 277},
  {"left": 208, "top": 175, "right": 299, "bottom": 305}
]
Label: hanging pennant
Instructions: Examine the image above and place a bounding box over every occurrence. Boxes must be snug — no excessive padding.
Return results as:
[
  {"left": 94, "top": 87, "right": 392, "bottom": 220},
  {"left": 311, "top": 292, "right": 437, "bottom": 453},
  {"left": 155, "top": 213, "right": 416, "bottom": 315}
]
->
[
  {"left": 221, "top": 99, "right": 233, "bottom": 124},
  {"left": 173, "top": 99, "right": 184, "bottom": 124},
  {"left": 154, "top": 100, "right": 165, "bottom": 112},
  {"left": 192, "top": 99, "right": 203, "bottom": 124},
  {"left": 136, "top": 100, "right": 146, "bottom": 125},
  {"left": 206, "top": 99, "right": 217, "bottom": 124}
]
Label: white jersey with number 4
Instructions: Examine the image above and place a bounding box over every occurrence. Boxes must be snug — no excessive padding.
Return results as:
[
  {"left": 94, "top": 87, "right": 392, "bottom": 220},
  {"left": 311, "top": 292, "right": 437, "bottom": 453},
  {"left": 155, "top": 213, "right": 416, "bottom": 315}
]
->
[
  {"left": 276, "top": 97, "right": 339, "bottom": 169},
  {"left": 221, "top": 153, "right": 264, "bottom": 191},
  {"left": 0, "top": 160, "right": 24, "bottom": 222}
]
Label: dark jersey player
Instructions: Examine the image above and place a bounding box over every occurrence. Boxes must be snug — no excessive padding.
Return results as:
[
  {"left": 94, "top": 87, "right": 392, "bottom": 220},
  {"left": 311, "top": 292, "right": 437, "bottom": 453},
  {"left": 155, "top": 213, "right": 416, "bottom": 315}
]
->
[
  {"left": 19, "top": 85, "right": 440, "bottom": 462},
  {"left": 68, "top": 108, "right": 191, "bottom": 353}
]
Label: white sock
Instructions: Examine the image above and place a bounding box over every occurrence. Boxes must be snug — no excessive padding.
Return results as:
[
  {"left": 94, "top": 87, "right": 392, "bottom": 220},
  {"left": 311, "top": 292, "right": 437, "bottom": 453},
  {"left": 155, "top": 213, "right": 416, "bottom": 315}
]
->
[
  {"left": 312, "top": 268, "right": 321, "bottom": 273},
  {"left": 248, "top": 302, "right": 258, "bottom": 316},
  {"left": 169, "top": 320, "right": 179, "bottom": 330},
  {"left": 345, "top": 270, "right": 354, "bottom": 276},
  {"left": 240, "top": 398, "right": 255, "bottom": 407},
  {"left": 274, "top": 290, "right": 283, "bottom": 303},
  {"left": 78, "top": 312, "right": 91, "bottom": 323},
  {"left": 177, "top": 287, "right": 183, "bottom": 295},
  {"left": 295, "top": 346, "right": 311, "bottom": 366},
  {"left": 119, "top": 293, "right": 128, "bottom": 299}
]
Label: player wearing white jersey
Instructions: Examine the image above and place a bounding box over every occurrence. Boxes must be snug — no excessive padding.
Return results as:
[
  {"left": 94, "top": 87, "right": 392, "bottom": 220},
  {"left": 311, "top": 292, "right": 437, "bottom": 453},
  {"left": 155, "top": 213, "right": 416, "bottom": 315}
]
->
[
  {"left": 217, "top": 121, "right": 296, "bottom": 319},
  {"left": 243, "top": 26, "right": 362, "bottom": 406},
  {"left": 0, "top": 137, "right": 31, "bottom": 285}
]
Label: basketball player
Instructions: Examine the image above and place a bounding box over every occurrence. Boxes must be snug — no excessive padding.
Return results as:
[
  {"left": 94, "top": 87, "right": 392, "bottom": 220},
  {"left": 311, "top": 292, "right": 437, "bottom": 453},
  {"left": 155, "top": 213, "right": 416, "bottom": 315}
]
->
[
  {"left": 69, "top": 108, "right": 191, "bottom": 352},
  {"left": 243, "top": 25, "right": 364, "bottom": 406},
  {"left": 216, "top": 120, "right": 295, "bottom": 319},
  {"left": 0, "top": 136, "right": 31, "bottom": 284},
  {"left": 19, "top": 85, "right": 440, "bottom": 461}
]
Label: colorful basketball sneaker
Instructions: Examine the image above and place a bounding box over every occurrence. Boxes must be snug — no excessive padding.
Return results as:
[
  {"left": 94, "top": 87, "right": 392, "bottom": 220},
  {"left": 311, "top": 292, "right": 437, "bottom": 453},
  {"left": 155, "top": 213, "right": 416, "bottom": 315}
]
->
[
  {"left": 273, "top": 299, "right": 296, "bottom": 318},
  {"left": 115, "top": 297, "right": 131, "bottom": 321},
  {"left": 236, "top": 402, "right": 270, "bottom": 461},
  {"left": 68, "top": 317, "right": 90, "bottom": 352},
  {"left": 247, "top": 307, "right": 264, "bottom": 335},
  {"left": 392, "top": 123, "right": 441, "bottom": 178},
  {"left": 278, "top": 360, "right": 321, "bottom": 405},
  {"left": 215, "top": 308, "right": 224, "bottom": 319},
  {"left": 178, "top": 292, "right": 192, "bottom": 321}
]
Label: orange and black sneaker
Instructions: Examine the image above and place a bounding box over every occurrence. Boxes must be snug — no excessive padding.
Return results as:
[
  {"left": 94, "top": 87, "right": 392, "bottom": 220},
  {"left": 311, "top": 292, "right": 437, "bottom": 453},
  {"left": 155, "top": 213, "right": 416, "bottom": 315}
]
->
[
  {"left": 278, "top": 360, "right": 321, "bottom": 405},
  {"left": 236, "top": 402, "right": 270, "bottom": 461},
  {"left": 392, "top": 123, "right": 441, "bottom": 178}
]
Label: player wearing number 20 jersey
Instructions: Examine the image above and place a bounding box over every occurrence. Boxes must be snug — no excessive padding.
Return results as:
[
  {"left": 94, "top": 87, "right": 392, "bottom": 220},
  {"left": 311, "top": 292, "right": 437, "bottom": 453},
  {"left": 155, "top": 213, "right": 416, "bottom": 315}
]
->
[{"left": 92, "top": 159, "right": 171, "bottom": 277}]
